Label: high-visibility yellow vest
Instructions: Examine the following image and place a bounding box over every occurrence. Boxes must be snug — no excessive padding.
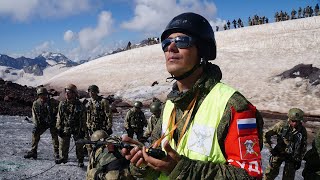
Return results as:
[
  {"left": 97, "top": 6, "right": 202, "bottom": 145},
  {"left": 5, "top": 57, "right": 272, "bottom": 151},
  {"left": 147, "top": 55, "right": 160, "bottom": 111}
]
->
[{"left": 160, "top": 83, "right": 236, "bottom": 179}]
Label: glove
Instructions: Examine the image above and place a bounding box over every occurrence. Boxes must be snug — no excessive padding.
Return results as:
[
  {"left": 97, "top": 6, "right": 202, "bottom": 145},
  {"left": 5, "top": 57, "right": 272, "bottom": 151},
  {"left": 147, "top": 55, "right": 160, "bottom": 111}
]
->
[{"left": 294, "top": 161, "right": 301, "bottom": 170}]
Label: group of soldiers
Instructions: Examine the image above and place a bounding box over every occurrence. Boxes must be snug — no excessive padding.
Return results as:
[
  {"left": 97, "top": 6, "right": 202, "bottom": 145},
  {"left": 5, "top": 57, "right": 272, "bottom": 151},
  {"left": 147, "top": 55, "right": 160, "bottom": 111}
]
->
[
  {"left": 23, "top": 84, "right": 162, "bottom": 179},
  {"left": 218, "top": 3, "right": 319, "bottom": 32},
  {"left": 275, "top": 4, "right": 320, "bottom": 22},
  {"left": 22, "top": 83, "right": 320, "bottom": 179}
]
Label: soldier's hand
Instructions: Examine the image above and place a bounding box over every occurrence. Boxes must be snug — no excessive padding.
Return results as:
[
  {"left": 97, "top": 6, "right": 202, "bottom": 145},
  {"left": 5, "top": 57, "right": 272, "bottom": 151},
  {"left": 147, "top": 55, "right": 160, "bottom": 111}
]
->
[
  {"left": 121, "top": 135, "right": 145, "bottom": 167},
  {"left": 142, "top": 140, "right": 181, "bottom": 175}
]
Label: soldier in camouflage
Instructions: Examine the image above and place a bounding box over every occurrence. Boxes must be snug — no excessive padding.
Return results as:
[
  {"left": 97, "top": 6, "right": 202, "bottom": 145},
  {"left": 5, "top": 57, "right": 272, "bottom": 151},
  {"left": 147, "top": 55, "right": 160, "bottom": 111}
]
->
[
  {"left": 264, "top": 108, "right": 307, "bottom": 180},
  {"left": 143, "top": 101, "right": 161, "bottom": 140},
  {"left": 121, "top": 12, "right": 264, "bottom": 179},
  {"left": 302, "top": 129, "right": 320, "bottom": 179},
  {"left": 124, "top": 101, "right": 147, "bottom": 141},
  {"left": 86, "top": 85, "right": 113, "bottom": 154},
  {"left": 55, "top": 84, "right": 87, "bottom": 167},
  {"left": 24, "top": 87, "right": 59, "bottom": 160},
  {"left": 86, "top": 130, "right": 134, "bottom": 180}
]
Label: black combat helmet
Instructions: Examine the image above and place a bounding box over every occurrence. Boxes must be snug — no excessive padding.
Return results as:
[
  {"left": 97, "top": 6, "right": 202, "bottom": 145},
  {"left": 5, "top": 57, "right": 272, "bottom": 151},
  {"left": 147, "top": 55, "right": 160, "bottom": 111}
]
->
[
  {"left": 150, "top": 101, "right": 161, "bottom": 114},
  {"left": 88, "top": 85, "right": 99, "bottom": 93},
  {"left": 161, "top": 12, "right": 216, "bottom": 61},
  {"left": 134, "top": 101, "right": 143, "bottom": 108},
  {"left": 36, "top": 87, "right": 48, "bottom": 95}
]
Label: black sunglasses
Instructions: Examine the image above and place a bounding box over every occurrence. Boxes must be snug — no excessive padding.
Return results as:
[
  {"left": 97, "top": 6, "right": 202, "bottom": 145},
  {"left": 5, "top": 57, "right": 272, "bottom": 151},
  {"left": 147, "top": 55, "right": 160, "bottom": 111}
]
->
[{"left": 161, "top": 36, "right": 196, "bottom": 52}]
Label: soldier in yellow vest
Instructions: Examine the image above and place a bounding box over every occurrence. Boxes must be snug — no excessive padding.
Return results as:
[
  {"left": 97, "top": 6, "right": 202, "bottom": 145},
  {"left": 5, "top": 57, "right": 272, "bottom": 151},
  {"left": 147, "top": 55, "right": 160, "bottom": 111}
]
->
[{"left": 121, "top": 12, "right": 264, "bottom": 179}]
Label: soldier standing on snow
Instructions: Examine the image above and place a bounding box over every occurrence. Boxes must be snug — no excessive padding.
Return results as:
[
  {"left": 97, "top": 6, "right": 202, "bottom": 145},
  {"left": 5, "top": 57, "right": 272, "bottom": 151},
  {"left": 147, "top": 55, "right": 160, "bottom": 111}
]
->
[
  {"left": 24, "top": 87, "right": 59, "bottom": 161},
  {"left": 264, "top": 108, "right": 307, "bottom": 180},
  {"left": 86, "top": 85, "right": 113, "bottom": 154},
  {"left": 124, "top": 101, "right": 147, "bottom": 141},
  {"left": 55, "top": 84, "right": 87, "bottom": 167}
]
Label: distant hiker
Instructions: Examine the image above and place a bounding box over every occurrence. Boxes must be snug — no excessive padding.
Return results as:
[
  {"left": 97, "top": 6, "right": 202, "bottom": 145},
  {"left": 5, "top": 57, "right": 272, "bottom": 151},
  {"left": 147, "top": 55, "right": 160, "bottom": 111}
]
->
[
  {"left": 216, "top": 25, "right": 219, "bottom": 32},
  {"left": 315, "top": 4, "right": 320, "bottom": 16},
  {"left": 248, "top": 17, "right": 252, "bottom": 26},
  {"left": 265, "top": 17, "right": 269, "bottom": 23},
  {"left": 24, "top": 87, "right": 59, "bottom": 161},
  {"left": 291, "top": 9, "right": 297, "bottom": 19},
  {"left": 232, "top": 19, "right": 237, "bottom": 29},
  {"left": 55, "top": 84, "right": 86, "bottom": 167},
  {"left": 237, "top": 18, "right": 242, "bottom": 28},
  {"left": 223, "top": 24, "right": 227, "bottom": 30},
  {"left": 298, "top": 7, "right": 302, "bottom": 18},
  {"left": 227, "top": 20, "right": 231, "bottom": 29},
  {"left": 126, "top": 41, "right": 132, "bottom": 50}
]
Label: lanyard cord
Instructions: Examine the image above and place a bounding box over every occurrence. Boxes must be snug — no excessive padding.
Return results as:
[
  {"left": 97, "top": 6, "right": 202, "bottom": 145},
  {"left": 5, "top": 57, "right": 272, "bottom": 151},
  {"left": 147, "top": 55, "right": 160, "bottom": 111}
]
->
[{"left": 153, "top": 91, "right": 199, "bottom": 148}]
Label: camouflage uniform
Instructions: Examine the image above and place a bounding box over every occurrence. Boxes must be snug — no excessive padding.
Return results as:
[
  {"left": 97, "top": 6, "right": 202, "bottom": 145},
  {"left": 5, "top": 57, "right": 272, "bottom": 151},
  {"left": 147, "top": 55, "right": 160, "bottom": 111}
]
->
[
  {"left": 302, "top": 130, "right": 320, "bottom": 180},
  {"left": 56, "top": 99, "right": 86, "bottom": 164},
  {"left": 143, "top": 114, "right": 159, "bottom": 139},
  {"left": 86, "top": 136, "right": 134, "bottom": 180},
  {"left": 25, "top": 96, "right": 59, "bottom": 159},
  {"left": 264, "top": 117, "right": 307, "bottom": 180},
  {"left": 130, "top": 63, "right": 264, "bottom": 179},
  {"left": 124, "top": 107, "right": 146, "bottom": 140},
  {"left": 86, "top": 96, "right": 113, "bottom": 136}
]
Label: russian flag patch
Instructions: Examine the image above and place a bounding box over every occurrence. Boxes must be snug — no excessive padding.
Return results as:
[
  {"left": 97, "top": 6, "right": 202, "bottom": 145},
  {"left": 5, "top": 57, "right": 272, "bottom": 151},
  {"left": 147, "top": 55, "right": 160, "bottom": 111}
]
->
[{"left": 237, "top": 118, "right": 257, "bottom": 136}]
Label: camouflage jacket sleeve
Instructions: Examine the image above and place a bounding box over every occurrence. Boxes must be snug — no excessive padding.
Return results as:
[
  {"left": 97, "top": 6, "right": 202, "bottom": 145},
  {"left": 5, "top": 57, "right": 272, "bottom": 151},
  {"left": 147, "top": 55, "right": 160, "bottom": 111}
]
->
[
  {"left": 56, "top": 101, "right": 64, "bottom": 130},
  {"left": 148, "top": 92, "right": 263, "bottom": 179},
  {"left": 32, "top": 100, "right": 40, "bottom": 126},
  {"left": 80, "top": 102, "right": 87, "bottom": 132},
  {"left": 102, "top": 99, "right": 112, "bottom": 129},
  {"left": 143, "top": 116, "right": 153, "bottom": 138},
  {"left": 263, "top": 121, "right": 285, "bottom": 148}
]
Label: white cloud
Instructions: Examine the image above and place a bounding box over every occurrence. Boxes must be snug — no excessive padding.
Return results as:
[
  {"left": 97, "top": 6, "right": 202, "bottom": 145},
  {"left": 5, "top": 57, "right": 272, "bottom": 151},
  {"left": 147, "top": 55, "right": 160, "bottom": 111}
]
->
[
  {"left": 121, "top": 0, "right": 218, "bottom": 34},
  {"left": 0, "top": 0, "right": 93, "bottom": 21},
  {"left": 64, "top": 30, "right": 76, "bottom": 43},
  {"left": 78, "top": 11, "right": 114, "bottom": 50}
]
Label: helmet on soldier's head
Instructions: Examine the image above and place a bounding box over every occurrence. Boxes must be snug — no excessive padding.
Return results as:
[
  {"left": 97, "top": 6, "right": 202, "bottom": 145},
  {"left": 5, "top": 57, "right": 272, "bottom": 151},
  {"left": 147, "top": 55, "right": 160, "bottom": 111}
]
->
[
  {"left": 65, "top": 84, "right": 78, "bottom": 94},
  {"left": 150, "top": 101, "right": 161, "bottom": 114},
  {"left": 37, "top": 87, "right": 48, "bottom": 95},
  {"left": 88, "top": 85, "right": 99, "bottom": 93},
  {"left": 288, "top": 108, "right": 304, "bottom": 121},
  {"left": 161, "top": 12, "right": 216, "bottom": 61},
  {"left": 134, "top": 101, "right": 143, "bottom": 108},
  {"left": 91, "top": 130, "right": 108, "bottom": 141}
]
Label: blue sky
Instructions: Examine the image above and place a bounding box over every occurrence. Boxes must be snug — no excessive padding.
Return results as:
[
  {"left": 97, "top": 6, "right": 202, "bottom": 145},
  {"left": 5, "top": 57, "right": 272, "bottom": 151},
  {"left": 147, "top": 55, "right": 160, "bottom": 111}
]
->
[{"left": 0, "top": 0, "right": 318, "bottom": 61}]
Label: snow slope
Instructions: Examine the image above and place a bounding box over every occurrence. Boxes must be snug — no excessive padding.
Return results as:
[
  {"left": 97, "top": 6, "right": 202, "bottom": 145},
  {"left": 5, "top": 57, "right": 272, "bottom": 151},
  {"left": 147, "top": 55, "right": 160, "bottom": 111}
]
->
[{"left": 45, "top": 16, "right": 320, "bottom": 115}]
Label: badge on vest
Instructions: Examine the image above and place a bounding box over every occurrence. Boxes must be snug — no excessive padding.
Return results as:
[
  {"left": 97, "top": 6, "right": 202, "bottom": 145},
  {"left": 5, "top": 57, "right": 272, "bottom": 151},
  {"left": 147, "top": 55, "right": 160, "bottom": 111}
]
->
[
  {"left": 239, "top": 135, "right": 260, "bottom": 160},
  {"left": 187, "top": 124, "right": 215, "bottom": 156}
]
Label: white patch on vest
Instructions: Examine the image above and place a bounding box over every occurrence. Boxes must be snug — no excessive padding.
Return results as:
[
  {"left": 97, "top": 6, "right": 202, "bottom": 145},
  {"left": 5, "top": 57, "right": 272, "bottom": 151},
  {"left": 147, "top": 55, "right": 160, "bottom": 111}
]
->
[{"left": 187, "top": 124, "right": 214, "bottom": 156}]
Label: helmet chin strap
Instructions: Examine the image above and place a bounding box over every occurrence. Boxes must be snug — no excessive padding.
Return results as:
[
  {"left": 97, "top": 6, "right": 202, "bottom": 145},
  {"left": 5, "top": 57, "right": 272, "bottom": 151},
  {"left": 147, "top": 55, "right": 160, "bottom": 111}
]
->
[{"left": 166, "top": 62, "right": 202, "bottom": 82}]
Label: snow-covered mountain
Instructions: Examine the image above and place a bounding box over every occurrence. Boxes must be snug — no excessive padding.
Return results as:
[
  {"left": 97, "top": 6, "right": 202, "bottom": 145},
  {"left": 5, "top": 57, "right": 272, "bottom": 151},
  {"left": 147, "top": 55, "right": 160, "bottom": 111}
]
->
[{"left": 0, "top": 52, "right": 78, "bottom": 86}]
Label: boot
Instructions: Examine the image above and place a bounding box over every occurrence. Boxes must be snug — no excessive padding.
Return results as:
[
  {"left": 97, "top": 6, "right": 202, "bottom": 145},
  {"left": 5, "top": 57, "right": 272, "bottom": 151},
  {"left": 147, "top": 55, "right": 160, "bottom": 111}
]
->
[
  {"left": 24, "top": 151, "right": 37, "bottom": 159},
  {"left": 55, "top": 158, "right": 68, "bottom": 164},
  {"left": 78, "top": 159, "right": 84, "bottom": 167}
]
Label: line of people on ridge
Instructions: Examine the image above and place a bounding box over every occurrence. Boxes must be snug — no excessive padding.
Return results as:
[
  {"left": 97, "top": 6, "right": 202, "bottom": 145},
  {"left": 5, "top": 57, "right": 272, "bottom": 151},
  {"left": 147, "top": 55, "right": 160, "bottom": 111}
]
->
[{"left": 23, "top": 12, "right": 320, "bottom": 180}]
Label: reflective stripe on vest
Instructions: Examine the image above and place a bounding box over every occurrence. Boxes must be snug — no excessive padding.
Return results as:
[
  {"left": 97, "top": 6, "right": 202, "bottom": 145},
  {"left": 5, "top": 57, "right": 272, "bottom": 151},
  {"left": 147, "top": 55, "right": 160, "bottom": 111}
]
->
[{"left": 160, "top": 83, "right": 236, "bottom": 179}]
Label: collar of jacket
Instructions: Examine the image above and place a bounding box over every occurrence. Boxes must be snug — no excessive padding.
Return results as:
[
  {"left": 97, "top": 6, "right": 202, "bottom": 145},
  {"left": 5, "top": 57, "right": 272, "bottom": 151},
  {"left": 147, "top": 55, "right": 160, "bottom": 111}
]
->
[{"left": 167, "top": 62, "right": 222, "bottom": 111}]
